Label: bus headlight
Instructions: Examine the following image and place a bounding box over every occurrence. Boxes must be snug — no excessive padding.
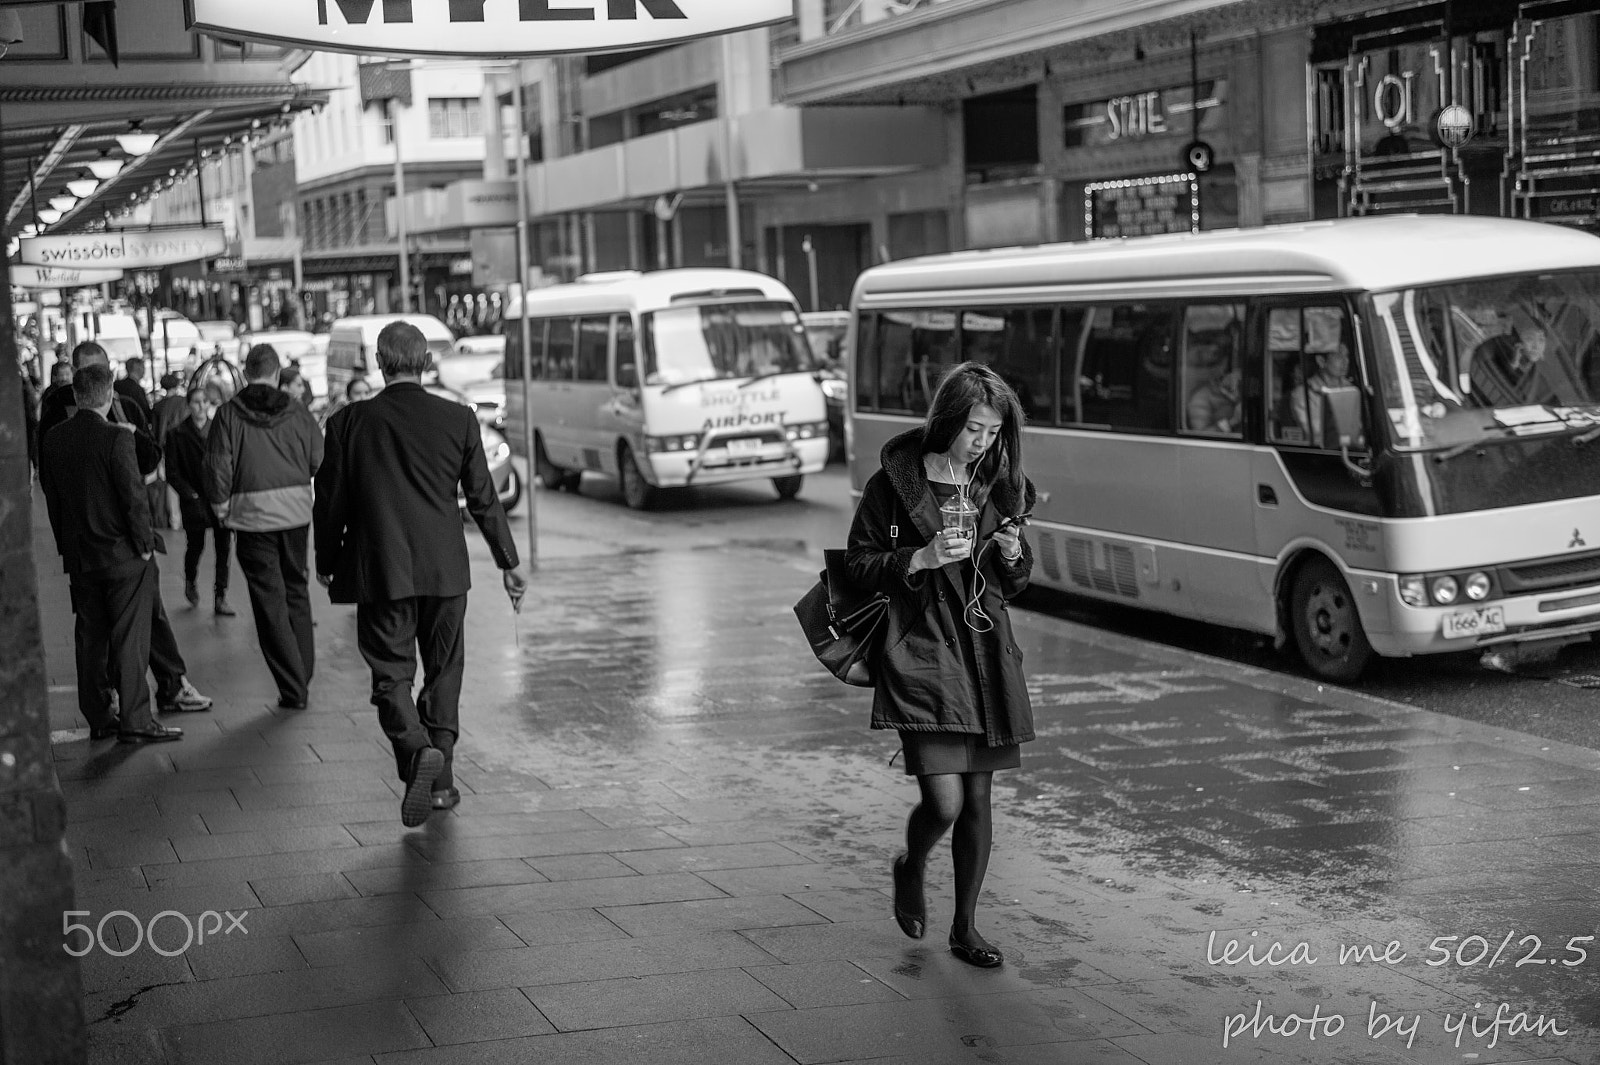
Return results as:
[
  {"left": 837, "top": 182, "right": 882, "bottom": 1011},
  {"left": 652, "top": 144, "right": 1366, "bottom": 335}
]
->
[
  {"left": 1464, "top": 572, "right": 1491, "bottom": 601},
  {"left": 1398, "top": 576, "right": 1427, "bottom": 607},
  {"left": 1430, "top": 576, "right": 1459, "bottom": 605}
]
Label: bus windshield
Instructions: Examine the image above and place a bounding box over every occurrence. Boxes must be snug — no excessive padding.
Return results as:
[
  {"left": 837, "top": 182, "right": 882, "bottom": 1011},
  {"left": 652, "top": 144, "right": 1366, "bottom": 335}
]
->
[
  {"left": 1368, "top": 269, "right": 1600, "bottom": 452},
  {"left": 641, "top": 301, "right": 815, "bottom": 386}
]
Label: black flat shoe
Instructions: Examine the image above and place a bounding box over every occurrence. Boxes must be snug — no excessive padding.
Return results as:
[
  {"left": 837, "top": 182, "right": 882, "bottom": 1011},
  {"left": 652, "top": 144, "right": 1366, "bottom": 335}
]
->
[
  {"left": 89, "top": 719, "right": 120, "bottom": 741},
  {"left": 277, "top": 697, "right": 307, "bottom": 710},
  {"left": 118, "top": 724, "right": 184, "bottom": 744},
  {"left": 949, "top": 931, "right": 1003, "bottom": 969},
  {"left": 891, "top": 854, "right": 925, "bottom": 940}
]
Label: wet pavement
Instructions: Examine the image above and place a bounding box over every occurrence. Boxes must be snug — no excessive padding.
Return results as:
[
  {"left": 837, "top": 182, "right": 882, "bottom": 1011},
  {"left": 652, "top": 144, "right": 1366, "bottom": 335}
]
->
[{"left": 35, "top": 478, "right": 1600, "bottom": 1065}]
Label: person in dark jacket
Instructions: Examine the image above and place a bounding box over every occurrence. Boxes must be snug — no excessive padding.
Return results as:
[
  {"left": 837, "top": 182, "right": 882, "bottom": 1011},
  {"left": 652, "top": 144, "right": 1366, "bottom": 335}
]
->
[
  {"left": 207, "top": 344, "right": 324, "bottom": 709},
  {"left": 166, "top": 384, "right": 234, "bottom": 615},
  {"left": 150, "top": 372, "right": 188, "bottom": 449},
  {"left": 114, "top": 356, "right": 153, "bottom": 418},
  {"left": 38, "top": 365, "right": 182, "bottom": 744},
  {"left": 846, "top": 362, "right": 1036, "bottom": 970},
  {"left": 314, "top": 321, "right": 528, "bottom": 827}
]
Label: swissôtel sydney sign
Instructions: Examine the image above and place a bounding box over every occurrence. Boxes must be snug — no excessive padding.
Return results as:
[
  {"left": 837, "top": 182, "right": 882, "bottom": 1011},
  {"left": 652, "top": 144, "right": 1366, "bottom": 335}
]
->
[
  {"left": 19, "top": 227, "right": 227, "bottom": 271},
  {"left": 184, "top": 0, "right": 795, "bottom": 57}
]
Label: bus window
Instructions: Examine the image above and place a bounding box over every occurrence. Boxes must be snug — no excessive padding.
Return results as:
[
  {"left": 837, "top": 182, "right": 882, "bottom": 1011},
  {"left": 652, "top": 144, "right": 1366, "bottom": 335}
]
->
[
  {"left": 961, "top": 307, "right": 1056, "bottom": 423},
  {"left": 854, "top": 313, "right": 879, "bottom": 410},
  {"left": 504, "top": 325, "right": 522, "bottom": 382},
  {"left": 875, "top": 310, "right": 958, "bottom": 415},
  {"left": 547, "top": 318, "right": 575, "bottom": 380},
  {"left": 576, "top": 317, "right": 609, "bottom": 382},
  {"left": 614, "top": 314, "right": 636, "bottom": 385},
  {"left": 1076, "top": 303, "right": 1178, "bottom": 432},
  {"left": 1266, "top": 305, "right": 1357, "bottom": 449},
  {"left": 1055, "top": 307, "right": 1089, "bottom": 425},
  {"left": 1181, "top": 303, "right": 1246, "bottom": 436}
]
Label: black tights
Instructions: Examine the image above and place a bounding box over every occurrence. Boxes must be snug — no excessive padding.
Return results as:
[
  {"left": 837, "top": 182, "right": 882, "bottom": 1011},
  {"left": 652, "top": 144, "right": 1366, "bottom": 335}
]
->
[{"left": 904, "top": 771, "right": 994, "bottom": 945}]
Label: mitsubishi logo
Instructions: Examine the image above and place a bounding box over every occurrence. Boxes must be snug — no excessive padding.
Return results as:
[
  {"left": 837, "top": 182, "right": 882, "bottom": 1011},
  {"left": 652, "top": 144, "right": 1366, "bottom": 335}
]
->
[{"left": 1571, "top": 529, "right": 1587, "bottom": 549}]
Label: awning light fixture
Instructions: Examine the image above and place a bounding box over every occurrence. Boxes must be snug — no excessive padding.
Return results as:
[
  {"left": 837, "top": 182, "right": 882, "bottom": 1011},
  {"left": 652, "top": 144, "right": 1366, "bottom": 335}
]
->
[
  {"left": 116, "top": 121, "right": 159, "bottom": 157},
  {"left": 67, "top": 178, "right": 99, "bottom": 198},
  {"left": 49, "top": 195, "right": 77, "bottom": 212},
  {"left": 87, "top": 150, "right": 124, "bottom": 180}
]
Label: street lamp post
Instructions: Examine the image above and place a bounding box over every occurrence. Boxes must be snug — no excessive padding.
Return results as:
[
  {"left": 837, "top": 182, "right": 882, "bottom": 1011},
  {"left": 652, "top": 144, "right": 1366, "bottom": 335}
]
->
[
  {"left": 389, "top": 96, "right": 412, "bottom": 313},
  {"left": 512, "top": 68, "right": 538, "bottom": 569}
]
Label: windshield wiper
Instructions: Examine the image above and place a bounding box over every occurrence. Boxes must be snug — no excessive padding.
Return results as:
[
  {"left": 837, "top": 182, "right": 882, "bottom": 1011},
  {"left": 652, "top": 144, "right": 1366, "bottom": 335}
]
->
[
  {"left": 660, "top": 375, "right": 718, "bottom": 395},
  {"left": 1432, "top": 419, "right": 1583, "bottom": 462},
  {"left": 737, "top": 370, "right": 789, "bottom": 389}
]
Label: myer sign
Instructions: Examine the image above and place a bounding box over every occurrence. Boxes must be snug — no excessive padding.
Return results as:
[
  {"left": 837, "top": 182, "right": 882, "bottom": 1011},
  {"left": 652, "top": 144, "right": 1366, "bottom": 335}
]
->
[
  {"left": 19, "top": 227, "right": 227, "bottom": 270},
  {"left": 184, "top": 0, "right": 794, "bottom": 57},
  {"left": 9, "top": 264, "right": 125, "bottom": 288}
]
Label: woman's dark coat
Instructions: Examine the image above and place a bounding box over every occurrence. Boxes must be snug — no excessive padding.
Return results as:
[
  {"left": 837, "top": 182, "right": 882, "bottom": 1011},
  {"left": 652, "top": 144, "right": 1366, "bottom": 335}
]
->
[
  {"left": 165, "top": 418, "right": 216, "bottom": 530},
  {"left": 845, "top": 428, "right": 1037, "bottom": 747}
]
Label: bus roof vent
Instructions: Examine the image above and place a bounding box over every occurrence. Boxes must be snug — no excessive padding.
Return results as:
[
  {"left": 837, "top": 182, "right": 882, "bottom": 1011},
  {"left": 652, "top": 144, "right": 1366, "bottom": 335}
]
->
[
  {"left": 669, "top": 287, "right": 768, "bottom": 302},
  {"left": 575, "top": 270, "right": 643, "bottom": 283}
]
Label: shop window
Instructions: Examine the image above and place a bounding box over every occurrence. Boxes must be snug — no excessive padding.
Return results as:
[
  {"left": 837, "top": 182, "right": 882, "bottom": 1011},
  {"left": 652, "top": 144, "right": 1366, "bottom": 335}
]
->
[
  {"left": 872, "top": 310, "right": 960, "bottom": 416},
  {"left": 964, "top": 85, "right": 1039, "bottom": 182},
  {"left": 545, "top": 318, "right": 574, "bottom": 381},
  {"left": 1074, "top": 303, "right": 1178, "bottom": 432},
  {"left": 1180, "top": 303, "right": 1246, "bottom": 436},
  {"left": 575, "top": 316, "right": 609, "bottom": 382},
  {"left": 961, "top": 307, "right": 1056, "bottom": 423},
  {"left": 1265, "top": 305, "right": 1354, "bottom": 448}
]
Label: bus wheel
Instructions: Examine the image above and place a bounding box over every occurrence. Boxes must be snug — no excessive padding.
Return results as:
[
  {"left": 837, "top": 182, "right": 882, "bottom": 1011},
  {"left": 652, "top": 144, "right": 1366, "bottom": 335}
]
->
[
  {"left": 533, "top": 434, "right": 565, "bottom": 490},
  {"left": 1289, "top": 557, "right": 1373, "bottom": 683},
  {"left": 619, "top": 444, "right": 657, "bottom": 510},
  {"left": 772, "top": 474, "right": 804, "bottom": 501}
]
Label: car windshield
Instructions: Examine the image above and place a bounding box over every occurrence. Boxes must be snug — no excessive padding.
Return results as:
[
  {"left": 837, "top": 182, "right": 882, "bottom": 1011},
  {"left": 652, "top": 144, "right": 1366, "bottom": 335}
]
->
[
  {"left": 197, "top": 323, "right": 234, "bottom": 340},
  {"left": 642, "top": 300, "right": 815, "bottom": 386},
  {"left": 1368, "top": 269, "right": 1600, "bottom": 452}
]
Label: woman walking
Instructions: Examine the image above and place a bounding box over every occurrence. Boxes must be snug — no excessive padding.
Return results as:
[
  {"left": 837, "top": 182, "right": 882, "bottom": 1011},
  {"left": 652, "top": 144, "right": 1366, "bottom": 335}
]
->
[
  {"left": 846, "top": 362, "right": 1036, "bottom": 968},
  {"left": 165, "top": 384, "right": 236, "bottom": 616}
]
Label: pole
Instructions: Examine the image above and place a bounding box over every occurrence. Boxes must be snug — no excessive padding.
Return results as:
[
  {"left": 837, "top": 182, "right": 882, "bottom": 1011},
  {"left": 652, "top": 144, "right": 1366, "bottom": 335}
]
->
[
  {"left": 513, "top": 70, "right": 538, "bottom": 569},
  {"left": 720, "top": 33, "right": 742, "bottom": 269},
  {"left": 390, "top": 97, "right": 412, "bottom": 313},
  {"left": 196, "top": 140, "right": 212, "bottom": 319}
]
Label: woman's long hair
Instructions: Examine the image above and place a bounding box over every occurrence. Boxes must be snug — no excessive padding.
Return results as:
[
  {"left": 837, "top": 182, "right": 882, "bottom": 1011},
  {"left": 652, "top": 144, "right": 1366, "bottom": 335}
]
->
[{"left": 921, "top": 361, "right": 1025, "bottom": 504}]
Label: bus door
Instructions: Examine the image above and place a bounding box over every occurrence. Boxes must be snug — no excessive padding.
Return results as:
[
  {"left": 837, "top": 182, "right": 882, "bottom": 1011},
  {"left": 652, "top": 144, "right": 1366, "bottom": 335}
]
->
[
  {"left": 568, "top": 315, "right": 614, "bottom": 472},
  {"left": 1253, "top": 300, "right": 1378, "bottom": 606},
  {"left": 540, "top": 317, "right": 580, "bottom": 467},
  {"left": 1173, "top": 302, "right": 1259, "bottom": 625},
  {"left": 598, "top": 314, "right": 641, "bottom": 477}
]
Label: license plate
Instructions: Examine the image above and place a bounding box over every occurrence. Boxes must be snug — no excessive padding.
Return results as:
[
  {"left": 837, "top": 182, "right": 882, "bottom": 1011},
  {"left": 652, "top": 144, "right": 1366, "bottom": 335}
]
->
[
  {"left": 725, "top": 437, "right": 763, "bottom": 455},
  {"left": 1441, "top": 605, "right": 1507, "bottom": 639}
]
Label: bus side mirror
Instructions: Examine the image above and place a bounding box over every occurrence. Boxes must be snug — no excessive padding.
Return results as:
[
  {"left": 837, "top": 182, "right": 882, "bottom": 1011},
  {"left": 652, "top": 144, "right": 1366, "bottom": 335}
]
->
[
  {"left": 617, "top": 362, "right": 638, "bottom": 390},
  {"left": 1322, "top": 386, "right": 1372, "bottom": 486}
]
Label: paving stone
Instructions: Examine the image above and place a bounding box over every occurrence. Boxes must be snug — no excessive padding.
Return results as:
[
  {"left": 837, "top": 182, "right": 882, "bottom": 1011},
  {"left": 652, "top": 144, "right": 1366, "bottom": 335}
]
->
[
  {"left": 695, "top": 863, "right": 876, "bottom": 897},
  {"left": 85, "top": 836, "right": 180, "bottom": 869},
  {"left": 142, "top": 843, "right": 421, "bottom": 890},
  {"left": 76, "top": 940, "right": 195, "bottom": 995},
  {"left": 430, "top": 930, "right": 781, "bottom": 992},
  {"left": 403, "top": 988, "right": 555, "bottom": 1045},
  {"left": 526, "top": 967, "right": 791, "bottom": 1031},
  {"left": 164, "top": 1000, "right": 430, "bottom": 1065},
  {"left": 404, "top": 827, "right": 685, "bottom": 864},
  {"left": 343, "top": 807, "right": 602, "bottom": 846},
  {"left": 378, "top": 1016, "right": 792, "bottom": 1065},
  {"left": 201, "top": 800, "right": 402, "bottom": 835},
  {"left": 248, "top": 872, "right": 362, "bottom": 908},
  {"left": 497, "top": 909, "right": 631, "bottom": 947},
  {"left": 420, "top": 871, "right": 724, "bottom": 920},
  {"left": 524, "top": 853, "right": 637, "bottom": 882},
  {"left": 230, "top": 778, "right": 401, "bottom": 810},
  {"left": 614, "top": 841, "right": 812, "bottom": 876},
  {"left": 598, "top": 895, "right": 828, "bottom": 936},
  {"left": 75, "top": 881, "right": 262, "bottom": 925},
  {"left": 170, "top": 824, "right": 362, "bottom": 862},
  {"left": 343, "top": 859, "right": 550, "bottom": 897},
  {"left": 185, "top": 933, "right": 311, "bottom": 981},
  {"left": 744, "top": 961, "right": 907, "bottom": 1009},
  {"left": 295, "top": 916, "right": 526, "bottom": 967},
  {"left": 740, "top": 920, "right": 920, "bottom": 966},
  {"left": 241, "top": 893, "right": 443, "bottom": 938}
]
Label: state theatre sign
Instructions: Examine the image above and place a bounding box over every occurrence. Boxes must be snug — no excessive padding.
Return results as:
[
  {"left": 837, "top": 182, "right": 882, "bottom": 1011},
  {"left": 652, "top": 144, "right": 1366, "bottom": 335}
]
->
[{"left": 184, "top": 0, "right": 795, "bottom": 57}]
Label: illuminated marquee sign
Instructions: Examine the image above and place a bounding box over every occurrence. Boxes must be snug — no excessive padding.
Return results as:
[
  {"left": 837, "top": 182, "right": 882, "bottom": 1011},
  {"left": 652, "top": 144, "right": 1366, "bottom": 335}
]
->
[
  {"left": 19, "top": 227, "right": 227, "bottom": 270},
  {"left": 184, "top": 0, "right": 796, "bottom": 57},
  {"left": 9, "top": 264, "right": 125, "bottom": 288}
]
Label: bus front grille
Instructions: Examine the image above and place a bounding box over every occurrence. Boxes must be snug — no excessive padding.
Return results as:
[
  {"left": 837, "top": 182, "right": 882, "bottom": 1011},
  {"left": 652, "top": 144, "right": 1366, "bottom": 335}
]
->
[
  {"left": 1064, "top": 538, "right": 1140, "bottom": 600},
  {"left": 1501, "top": 548, "right": 1600, "bottom": 595}
]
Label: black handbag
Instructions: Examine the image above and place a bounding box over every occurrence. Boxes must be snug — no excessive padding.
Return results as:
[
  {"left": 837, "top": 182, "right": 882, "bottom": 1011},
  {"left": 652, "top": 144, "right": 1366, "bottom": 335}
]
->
[{"left": 793, "top": 548, "right": 890, "bottom": 687}]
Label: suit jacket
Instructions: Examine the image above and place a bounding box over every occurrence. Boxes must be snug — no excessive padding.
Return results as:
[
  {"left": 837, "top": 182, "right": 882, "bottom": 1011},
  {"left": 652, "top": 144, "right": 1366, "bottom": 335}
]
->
[
  {"left": 314, "top": 381, "right": 517, "bottom": 604},
  {"left": 114, "top": 377, "right": 152, "bottom": 418},
  {"left": 39, "top": 409, "right": 155, "bottom": 577},
  {"left": 38, "top": 386, "right": 160, "bottom": 476}
]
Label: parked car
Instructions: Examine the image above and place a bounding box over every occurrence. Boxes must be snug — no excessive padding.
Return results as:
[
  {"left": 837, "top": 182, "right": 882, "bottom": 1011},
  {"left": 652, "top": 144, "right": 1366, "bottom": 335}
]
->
[
  {"left": 437, "top": 334, "right": 506, "bottom": 392},
  {"left": 195, "top": 320, "right": 244, "bottom": 361},
  {"left": 148, "top": 312, "right": 204, "bottom": 373},
  {"left": 245, "top": 330, "right": 323, "bottom": 403},
  {"left": 326, "top": 314, "right": 455, "bottom": 397},
  {"left": 424, "top": 382, "right": 521, "bottom": 513},
  {"left": 802, "top": 310, "right": 850, "bottom": 460},
  {"left": 457, "top": 363, "right": 505, "bottom": 431}
]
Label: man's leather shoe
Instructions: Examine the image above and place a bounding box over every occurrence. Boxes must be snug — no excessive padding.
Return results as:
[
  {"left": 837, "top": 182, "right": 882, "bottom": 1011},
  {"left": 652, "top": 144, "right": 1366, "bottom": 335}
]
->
[
  {"left": 118, "top": 725, "right": 183, "bottom": 744},
  {"left": 431, "top": 787, "right": 460, "bottom": 811},
  {"left": 277, "top": 697, "right": 307, "bottom": 710},
  {"left": 89, "top": 719, "right": 120, "bottom": 741},
  {"left": 401, "top": 747, "right": 444, "bottom": 827}
]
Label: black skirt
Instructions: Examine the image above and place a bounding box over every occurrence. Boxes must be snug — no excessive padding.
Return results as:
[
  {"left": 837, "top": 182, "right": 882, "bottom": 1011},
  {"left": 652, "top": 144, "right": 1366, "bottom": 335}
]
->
[{"left": 900, "top": 731, "right": 1021, "bottom": 776}]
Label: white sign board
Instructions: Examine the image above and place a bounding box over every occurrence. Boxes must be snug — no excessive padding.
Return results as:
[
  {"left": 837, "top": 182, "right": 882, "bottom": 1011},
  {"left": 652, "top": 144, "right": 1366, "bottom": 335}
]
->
[
  {"left": 185, "top": 0, "right": 794, "bottom": 57},
  {"left": 9, "top": 263, "right": 125, "bottom": 288},
  {"left": 19, "top": 227, "right": 227, "bottom": 270}
]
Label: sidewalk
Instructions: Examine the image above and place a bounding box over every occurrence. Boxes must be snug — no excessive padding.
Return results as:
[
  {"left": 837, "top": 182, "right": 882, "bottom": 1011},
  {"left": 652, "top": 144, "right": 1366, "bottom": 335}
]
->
[{"left": 38, "top": 491, "right": 1600, "bottom": 1065}]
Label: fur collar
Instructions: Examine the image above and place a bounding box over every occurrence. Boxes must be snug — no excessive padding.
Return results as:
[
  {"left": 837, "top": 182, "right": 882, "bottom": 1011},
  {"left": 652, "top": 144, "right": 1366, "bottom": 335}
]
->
[{"left": 879, "top": 427, "right": 1035, "bottom": 522}]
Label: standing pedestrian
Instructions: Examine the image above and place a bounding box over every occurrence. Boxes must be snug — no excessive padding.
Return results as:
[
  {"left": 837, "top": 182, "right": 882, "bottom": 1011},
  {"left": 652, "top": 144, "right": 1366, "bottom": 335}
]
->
[
  {"left": 845, "top": 362, "right": 1036, "bottom": 969},
  {"left": 150, "top": 372, "right": 188, "bottom": 449},
  {"left": 38, "top": 342, "right": 213, "bottom": 720},
  {"left": 207, "top": 344, "right": 323, "bottom": 709},
  {"left": 166, "top": 384, "right": 235, "bottom": 615},
  {"left": 314, "top": 322, "right": 527, "bottom": 827},
  {"left": 114, "top": 356, "right": 153, "bottom": 418},
  {"left": 38, "top": 365, "right": 182, "bottom": 744}
]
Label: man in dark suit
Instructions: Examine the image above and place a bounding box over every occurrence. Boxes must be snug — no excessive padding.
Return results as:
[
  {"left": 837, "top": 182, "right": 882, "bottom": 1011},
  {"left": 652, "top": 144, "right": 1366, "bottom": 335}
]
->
[
  {"left": 314, "top": 322, "right": 527, "bottom": 826},
  {"left": 39, "top": 365, "right": 182, "bottom": 744},
  {"left": 114, "top": 356, "right": 153, "bottom": 418}
]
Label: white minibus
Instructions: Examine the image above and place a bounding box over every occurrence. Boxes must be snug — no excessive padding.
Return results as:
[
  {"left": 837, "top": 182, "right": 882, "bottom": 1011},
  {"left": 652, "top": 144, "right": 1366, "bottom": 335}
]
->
[
  {"left": 503, "top": 269, "right": 830, "bottom": 509},
  {"left": 847, "top": 216, "right": 1600, "bottom": 681},
  {"left": 325, "top": 314, "right": 456, "bottom": 397}
]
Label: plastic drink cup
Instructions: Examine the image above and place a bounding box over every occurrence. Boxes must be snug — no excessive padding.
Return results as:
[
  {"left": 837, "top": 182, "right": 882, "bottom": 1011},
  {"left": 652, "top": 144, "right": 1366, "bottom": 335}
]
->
[{"left": 940, "top": 495, "right": 979, "bottom": 540}]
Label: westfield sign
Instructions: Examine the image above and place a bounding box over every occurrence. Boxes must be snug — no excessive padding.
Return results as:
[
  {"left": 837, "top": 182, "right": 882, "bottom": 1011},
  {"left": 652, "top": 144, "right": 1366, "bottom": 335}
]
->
[{"left": 185, "top": 0, "right": 795, "bottom": 56}]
